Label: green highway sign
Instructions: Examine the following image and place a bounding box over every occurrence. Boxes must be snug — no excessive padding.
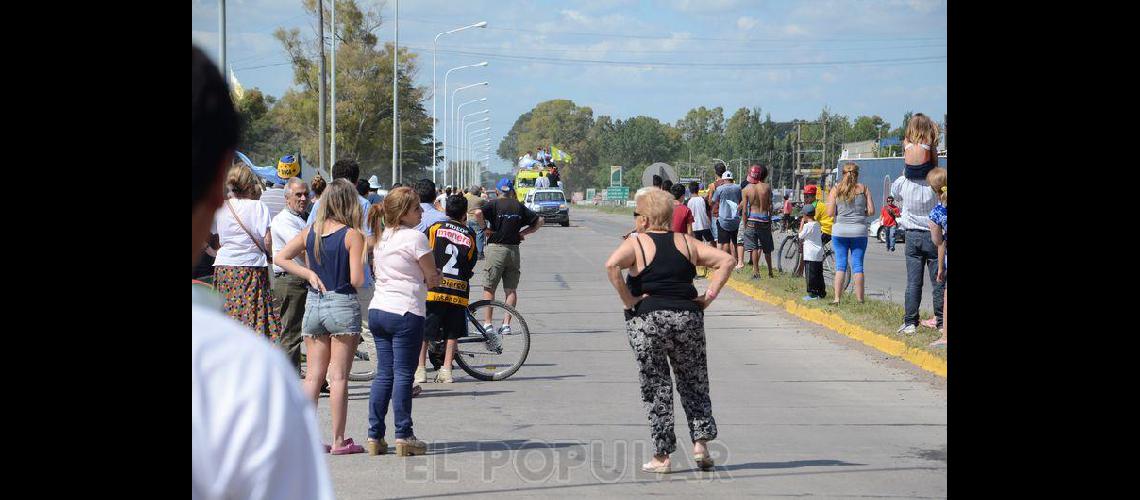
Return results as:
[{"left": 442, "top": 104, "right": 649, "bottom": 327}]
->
[{"left": 606, "top": 186, "right": 630, "bottom": 201}]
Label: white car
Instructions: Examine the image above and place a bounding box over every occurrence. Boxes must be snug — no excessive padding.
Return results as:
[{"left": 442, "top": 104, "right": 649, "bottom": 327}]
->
[{"left": 868, "top": 217, "right": 905, "bottom": 243}]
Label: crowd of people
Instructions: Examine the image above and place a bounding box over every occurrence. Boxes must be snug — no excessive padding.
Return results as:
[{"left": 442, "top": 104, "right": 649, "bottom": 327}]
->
[
  {"left": 194, "top": 40, "right": 947, "bottom": 496},
  {"left": 649, "top": 116, "right": 947, "bottom": 349}
]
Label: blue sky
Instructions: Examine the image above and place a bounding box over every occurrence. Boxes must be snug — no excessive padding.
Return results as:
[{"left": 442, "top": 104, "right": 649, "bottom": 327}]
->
[{"left": 192, "top": 0, "right": 946, "bottom": 173}]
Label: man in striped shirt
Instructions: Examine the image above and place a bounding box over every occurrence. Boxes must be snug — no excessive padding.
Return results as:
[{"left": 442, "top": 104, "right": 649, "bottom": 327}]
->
[{"left": 890, "top": 171, "right": 944, "bottom": 334}]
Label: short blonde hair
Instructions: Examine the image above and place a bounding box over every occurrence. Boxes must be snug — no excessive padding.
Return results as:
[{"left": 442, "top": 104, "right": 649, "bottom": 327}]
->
[
  {"left": 635, "top": 187, "right": 674, "bottom": 230},
  {"left": 226, "top": 164, "right": 261, "bottom": 199}
]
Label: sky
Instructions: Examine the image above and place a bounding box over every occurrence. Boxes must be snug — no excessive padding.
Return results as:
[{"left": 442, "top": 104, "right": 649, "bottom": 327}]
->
[{"left": 192, "top": 0, "right": 947, "bottom": 174}]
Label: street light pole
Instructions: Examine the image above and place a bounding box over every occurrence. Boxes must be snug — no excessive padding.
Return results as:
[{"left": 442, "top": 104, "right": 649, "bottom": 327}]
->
[
  {"left": 433, "top": 21, "right": 487, "bottom": 183},
  {"left": 442, "top": 66, "right": 487, "bottom": 185},
  {"left": 465, "top": 134, "right": 491, "bottom": 186},
  {"left": 218, "top": 0, "right": 226, "bottom": 77},
  {"left": 462, "top": 118, "right": 489, "bottom": 186},
  {"left": 330, "top": 0, "right": 336, "bottom": 163},
  {"left": 318, "top": 0, "right": 327, "bottom": 173},
  {"left": 459, "top": 112, "right": 489, "bottom": 185},
  {"left": 391, "top": 0, "right": 399, "bottom": 186},
  {"left": 448, "top": 80, "right": 487, "bottom": 185},
  {"left": 454, "top": 103, "right": 488, "bottom": 182}
]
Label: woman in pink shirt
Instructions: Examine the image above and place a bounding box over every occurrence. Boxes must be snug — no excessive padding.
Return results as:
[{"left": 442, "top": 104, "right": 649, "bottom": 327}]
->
[{"left": 364, "top": 187, "right": 442, "bottom": 457}]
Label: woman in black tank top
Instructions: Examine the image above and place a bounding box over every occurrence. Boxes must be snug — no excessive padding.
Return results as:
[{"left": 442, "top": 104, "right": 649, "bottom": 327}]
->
[{"left": 604, "top": 187, "right": 736, "bottom": 473}]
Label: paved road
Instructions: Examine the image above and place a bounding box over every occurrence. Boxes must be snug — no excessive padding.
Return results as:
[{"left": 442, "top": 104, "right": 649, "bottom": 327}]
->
[{"left": 315, "top": 208, "right": 947, "bottom": 498}]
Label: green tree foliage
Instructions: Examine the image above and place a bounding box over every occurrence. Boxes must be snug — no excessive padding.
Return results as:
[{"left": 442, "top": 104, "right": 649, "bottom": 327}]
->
[
  {"left": 497, "top": 100, "right": 595, "bottom": 191},
  {"left": 235, "top": 88, "right": 300, "bottom": 165},
  {"left": 271, "top": 0, "right": 433, "bottom": 185}
]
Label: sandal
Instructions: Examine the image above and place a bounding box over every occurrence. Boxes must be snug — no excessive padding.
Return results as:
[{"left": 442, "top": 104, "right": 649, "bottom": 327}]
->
[
  {"left": 395, "top": 436, "right": 428, "bottom": 456},
  {"left": 367, "top": 438, "right": 388, "bottom": 456},
  {"left": 694, "top": 453, "right": 714, "bottom": 471},
  {"left": 641, "top": 460, "right": 670, "bottom": 473},
  {"left": 330, "top": 438, "right": 366, "bottom": 455}
]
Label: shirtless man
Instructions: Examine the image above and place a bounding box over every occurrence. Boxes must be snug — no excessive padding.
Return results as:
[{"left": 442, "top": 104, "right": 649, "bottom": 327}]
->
[{"left": 740, "top": 163, "right": 774, "bottom": 279}]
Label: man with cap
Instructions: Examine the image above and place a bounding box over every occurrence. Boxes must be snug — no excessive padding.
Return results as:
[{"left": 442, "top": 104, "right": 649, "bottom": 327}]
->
[
  {"left": 711, "top": 170, "right": 743, "bottom": 267},
  {"left": 480, "top": 178, "right": 543, "bottom": 336},
  {"left": 261, "top": 155, "right": 301, "bottom": 220},
  {"left": 740, "top": 163, "right": 775, "bottom": 279},
  {"left": 366, "top": 175, "right": 383, "bottom": 205}
]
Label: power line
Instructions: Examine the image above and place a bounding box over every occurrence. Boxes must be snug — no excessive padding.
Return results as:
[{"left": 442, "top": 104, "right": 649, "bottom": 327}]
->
[
  {"left": 424, "top": 42, "right": 947, "bottom": 56},
  {"left": 426, "top": 48, "right": 946, "bottom": 69},
  {"left": 398, "top": 16, "right": 946, "bottom": 44}
]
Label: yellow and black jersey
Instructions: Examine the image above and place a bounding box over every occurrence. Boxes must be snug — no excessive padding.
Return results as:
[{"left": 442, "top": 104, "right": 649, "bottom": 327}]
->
[{"left": 425, "top": 219, "right": 477, "bottom": 307}]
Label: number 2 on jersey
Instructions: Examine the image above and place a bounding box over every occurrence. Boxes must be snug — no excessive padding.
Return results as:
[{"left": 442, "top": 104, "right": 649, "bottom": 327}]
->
[{"left": 443, "top": 244, "right": 459, "bottom": 275}]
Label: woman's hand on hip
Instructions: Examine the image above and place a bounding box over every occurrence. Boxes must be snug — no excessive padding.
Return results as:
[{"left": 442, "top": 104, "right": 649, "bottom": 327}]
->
[
  {"left": 308, "top": 270, "right": 328, "bottom": 293},
  {"left": 625, "top": 293, "right": 648, "bottom": 310}
]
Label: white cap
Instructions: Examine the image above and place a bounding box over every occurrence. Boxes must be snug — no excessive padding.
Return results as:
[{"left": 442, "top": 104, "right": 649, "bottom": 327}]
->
[
  {"left": 722, "top": 171, "right": 733, "bottom": 180},
  {"left": 368, "top": 175, "right": 381, "bottom": 189}
]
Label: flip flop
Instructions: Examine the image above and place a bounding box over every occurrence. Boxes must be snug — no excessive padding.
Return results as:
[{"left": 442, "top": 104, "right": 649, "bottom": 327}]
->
[{"left": 331, "top": 438, "right": 366, "bottom": 455}]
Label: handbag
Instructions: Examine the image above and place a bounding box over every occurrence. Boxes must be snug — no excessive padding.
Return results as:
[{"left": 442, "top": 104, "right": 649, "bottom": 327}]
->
[{"left": 225, "top": 199, "right": 272, "bottom": 261}]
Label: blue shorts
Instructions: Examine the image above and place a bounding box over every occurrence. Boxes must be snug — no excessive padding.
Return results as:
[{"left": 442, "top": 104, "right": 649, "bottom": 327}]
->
[
  {"left": 302, "top": 291, "right": 362, "bottom": 336},
  {"left": 831, "top": 236, "right": 868, "bottom": 274}
]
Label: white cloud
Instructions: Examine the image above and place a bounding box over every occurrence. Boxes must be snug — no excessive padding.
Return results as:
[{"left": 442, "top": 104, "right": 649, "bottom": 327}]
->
[
  {"left": 784, "top": 24, "right": 807, "bottom": 36},
  {"left": 737, "top": 16, "right": 759, "bottom": 31}
]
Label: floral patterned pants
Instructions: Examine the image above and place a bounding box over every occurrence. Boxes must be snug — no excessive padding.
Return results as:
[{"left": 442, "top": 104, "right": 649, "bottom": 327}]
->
[{"left": 626, "top": 309, "right": 718, "bottom": 456}]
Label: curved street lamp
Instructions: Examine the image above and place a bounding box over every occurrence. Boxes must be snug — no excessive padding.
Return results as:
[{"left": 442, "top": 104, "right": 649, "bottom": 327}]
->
[
  {"left": 460, "top": 114, "right": 489, "bottom": 186},
  {"left": 432, "top": 22, "right": 487, "bottom": 182},
  {"left": 441, "top": 65, "right": 487, "bottom": 180}
]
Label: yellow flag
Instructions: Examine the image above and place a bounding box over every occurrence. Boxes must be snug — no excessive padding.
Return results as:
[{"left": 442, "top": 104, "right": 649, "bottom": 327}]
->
[
  {"left": 551, "top": 146, "right": 572, "bottom": 163},
  {"left": 229, "top": 67, "right": 245, "bottom": 101}
]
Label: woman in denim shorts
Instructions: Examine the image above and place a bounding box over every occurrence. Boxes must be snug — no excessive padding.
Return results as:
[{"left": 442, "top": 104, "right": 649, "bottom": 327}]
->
[{"left": 274, "top": 179, "right": 367, "bottom": 455}]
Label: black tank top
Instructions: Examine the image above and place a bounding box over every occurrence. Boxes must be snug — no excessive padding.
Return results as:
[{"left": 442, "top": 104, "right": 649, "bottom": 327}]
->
[{"left": 625, "top": 232, "right": 699, "bottom": 316}]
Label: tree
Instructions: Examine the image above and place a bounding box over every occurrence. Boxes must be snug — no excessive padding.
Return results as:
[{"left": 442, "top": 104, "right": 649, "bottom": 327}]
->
[
  {"left": 850, "top": 115, "right": 891, "bottom": 142},
  {"left": 235, "top": 88, "right": 299, "bottom": 165},
  {"left": 496, "top": 100, "right": 595, "bottom": 191},
  {"left": 272, "top": 0, "right": 433, "bottom": 185}
]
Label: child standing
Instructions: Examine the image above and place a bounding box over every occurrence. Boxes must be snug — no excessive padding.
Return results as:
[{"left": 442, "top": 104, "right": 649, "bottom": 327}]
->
[
  {"left": 799, "top": 204, "right": 826, "bottom": 300},
  {"left": 925, "top": 168, "right": 947, "bottom": 347}
]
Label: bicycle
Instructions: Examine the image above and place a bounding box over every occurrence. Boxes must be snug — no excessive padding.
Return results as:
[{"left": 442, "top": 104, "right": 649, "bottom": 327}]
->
[
  {"left": 426, "top": 299, "right": 531, "bottom": 381},
  {"left": 776, "top": 233, "right": 852, "bottom": 293}
]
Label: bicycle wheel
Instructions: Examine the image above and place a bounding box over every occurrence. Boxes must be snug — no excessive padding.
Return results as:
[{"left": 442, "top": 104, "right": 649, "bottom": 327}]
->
[
  {"left": 456, "top": 300, "right": 531, "bottom": 381},
  {"left": 777, "top": 235, "right": 801, "bottom": 275},
  {"left": 821, "top": 247, "right": 853, "bottom": 294},
  {"left": 348, "top": 327, "right": 378, "bottom": 381}
]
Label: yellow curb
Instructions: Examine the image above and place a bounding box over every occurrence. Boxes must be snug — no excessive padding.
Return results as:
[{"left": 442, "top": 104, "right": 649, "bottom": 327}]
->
[{"left": 725, "top": 277, "right": 946, "bottom": 378}]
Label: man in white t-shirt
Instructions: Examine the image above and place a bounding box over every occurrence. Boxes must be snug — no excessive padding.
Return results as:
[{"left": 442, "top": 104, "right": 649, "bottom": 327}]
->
[
  {"left": 193, "top": 45, "right": 332, "bottom": 500},
  {"left": 270, "top": 177, "right": 310, "bottom": 373},
  {"left": 686, "top": 180, "right": 713, "bottom": 246}
]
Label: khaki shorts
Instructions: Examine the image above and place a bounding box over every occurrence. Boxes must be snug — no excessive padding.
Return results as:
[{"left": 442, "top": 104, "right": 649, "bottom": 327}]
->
[{"left": 484, "top": 243, "right": 521, "bottom": 291}]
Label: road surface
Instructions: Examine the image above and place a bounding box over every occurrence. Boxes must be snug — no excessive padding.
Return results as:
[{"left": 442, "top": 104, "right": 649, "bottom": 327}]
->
[{"left": 314, "top": 208, "right": 947, "bottom": 498}]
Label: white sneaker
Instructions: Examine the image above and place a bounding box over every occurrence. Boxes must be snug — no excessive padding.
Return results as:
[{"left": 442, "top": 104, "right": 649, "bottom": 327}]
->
[
  {"left": 435, "top": 367, "right": 454, "bottom": 383},
  {"left": 414, "top": 366, "right": 427, "bottom": 384},
  {"left": 897, "top": 324, "right": 916, "bottom": 335},
  {"left": 499, "top": 324, "right": 513, "bottom": 336},
  {"left": 482, "top": 323, "right": 494, "bottom": 335}
]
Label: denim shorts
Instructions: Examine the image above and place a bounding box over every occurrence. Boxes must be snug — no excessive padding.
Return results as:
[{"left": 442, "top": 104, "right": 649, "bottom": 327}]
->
[{"left": 301, "top": 290, "right": 362, "bottom": 337}]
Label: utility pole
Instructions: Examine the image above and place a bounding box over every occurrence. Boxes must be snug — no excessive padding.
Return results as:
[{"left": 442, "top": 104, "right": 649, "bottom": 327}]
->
[
  {"left": 317, "top": 0, "right": 326, "bottom": 174},
  {"left": 391, "top": 0, "right": 399, "bottom": 185},
  {"left": 330, "top": 0, "right": 336, "bottom": 163},
  {"left": 218, "top": 1, "right": 226, "bottom": 76}
]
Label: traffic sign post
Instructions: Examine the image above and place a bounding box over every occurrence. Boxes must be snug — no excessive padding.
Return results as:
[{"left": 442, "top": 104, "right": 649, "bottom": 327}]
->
[{"left": 610, "top": 165, "right": 622, "bottom": 187}]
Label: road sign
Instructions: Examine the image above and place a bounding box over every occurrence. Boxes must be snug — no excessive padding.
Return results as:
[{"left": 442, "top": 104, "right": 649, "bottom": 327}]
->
[
  {"left": 610, "top": 166, "right": 622, "bottom": 187},
  {"left": 586, "top": 188, "right": 597, "bottom": 200},
  {"left": 606, "top": 186, "right": 630, "bottom": 201}
]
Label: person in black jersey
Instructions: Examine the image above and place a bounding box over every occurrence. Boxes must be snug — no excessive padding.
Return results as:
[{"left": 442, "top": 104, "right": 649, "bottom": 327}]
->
[
  {"left": 603, "top": 187, "right": 735, "bottom": 474},
  {"left": 416, "top": 195, "right": 478, "bottom": 384}
]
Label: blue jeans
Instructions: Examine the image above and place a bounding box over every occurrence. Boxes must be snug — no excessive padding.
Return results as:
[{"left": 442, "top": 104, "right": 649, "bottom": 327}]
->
[
  {"left": 367, "top": 309, "right": 425, "bottom": 440},
  {"left": 903, "top": 230, "right": 945, "bottom": 327},
  {"left": 885, "top": 225, "right": 897, "bottom": 251},
  {"left": 467, "top": 219, "right": 486, "bottom": 258},
  {"left": 831, "top": 236, "right": 867, "bottom": 274}
]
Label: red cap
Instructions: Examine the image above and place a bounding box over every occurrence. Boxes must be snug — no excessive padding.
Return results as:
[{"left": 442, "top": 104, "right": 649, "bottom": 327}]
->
[
  {"left": 803, "top": 185, "right": 818, "bottom": 195},
  {"left": 748, "top": 165, "right": 763, "bottom": 181}
]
